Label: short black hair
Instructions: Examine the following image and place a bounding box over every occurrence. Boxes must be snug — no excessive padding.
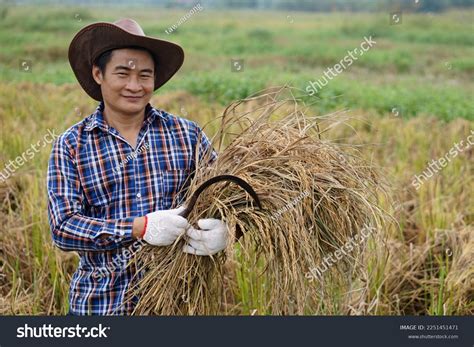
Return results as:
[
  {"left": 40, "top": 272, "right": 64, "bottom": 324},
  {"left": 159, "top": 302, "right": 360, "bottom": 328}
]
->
[{"left": 93, "top": 46, "right": 156, "bottom": 75}]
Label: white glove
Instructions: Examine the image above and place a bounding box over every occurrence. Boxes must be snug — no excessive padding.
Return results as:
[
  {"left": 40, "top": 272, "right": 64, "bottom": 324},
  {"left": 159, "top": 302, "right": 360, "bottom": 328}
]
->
[
  {"left": 183, "top": 219, "right": 228, "bottom": 256},
  {"left": 142, "top": 206, "right": 190, "bottom": 246}
]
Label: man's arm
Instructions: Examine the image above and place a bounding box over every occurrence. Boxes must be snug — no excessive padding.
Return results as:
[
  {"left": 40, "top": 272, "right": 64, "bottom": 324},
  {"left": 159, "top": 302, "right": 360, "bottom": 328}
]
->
[{"left": 47, "top": 136, "right": 138, "bottom": 252}]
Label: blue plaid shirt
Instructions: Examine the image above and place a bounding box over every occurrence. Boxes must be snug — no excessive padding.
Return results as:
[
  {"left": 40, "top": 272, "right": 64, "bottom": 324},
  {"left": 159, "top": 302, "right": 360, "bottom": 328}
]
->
[{"left": 47, "top": 102, "right": 216, "bottom": 315}]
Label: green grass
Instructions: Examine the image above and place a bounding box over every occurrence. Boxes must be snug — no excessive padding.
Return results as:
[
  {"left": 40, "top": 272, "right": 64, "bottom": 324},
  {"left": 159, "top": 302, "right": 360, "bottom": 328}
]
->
[{"left": 0, "top": 6, "right": 472, "bottom": 120}]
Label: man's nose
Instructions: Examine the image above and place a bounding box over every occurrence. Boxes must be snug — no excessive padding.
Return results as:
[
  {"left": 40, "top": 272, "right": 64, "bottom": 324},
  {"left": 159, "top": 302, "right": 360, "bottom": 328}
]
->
[{"left": 125, "top": 75, "right": 142, "bottom": 92}]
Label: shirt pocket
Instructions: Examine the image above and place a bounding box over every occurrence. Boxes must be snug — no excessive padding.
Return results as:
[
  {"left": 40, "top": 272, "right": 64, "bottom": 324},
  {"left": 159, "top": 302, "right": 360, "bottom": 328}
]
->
[{"left": 161, "top": 168, "right": 192, "bottom": 208}]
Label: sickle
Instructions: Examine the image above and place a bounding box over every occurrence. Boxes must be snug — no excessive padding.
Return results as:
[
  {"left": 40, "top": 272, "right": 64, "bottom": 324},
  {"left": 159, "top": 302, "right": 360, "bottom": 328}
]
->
[{"left": 178, "top": 175, "right": 263, "bottom": 219}]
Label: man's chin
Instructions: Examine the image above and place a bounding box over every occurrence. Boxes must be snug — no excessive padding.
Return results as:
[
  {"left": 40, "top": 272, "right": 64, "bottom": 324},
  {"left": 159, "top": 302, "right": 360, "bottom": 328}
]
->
[{"left": 119, "top": 99, "right": 147, "bottom": 114}]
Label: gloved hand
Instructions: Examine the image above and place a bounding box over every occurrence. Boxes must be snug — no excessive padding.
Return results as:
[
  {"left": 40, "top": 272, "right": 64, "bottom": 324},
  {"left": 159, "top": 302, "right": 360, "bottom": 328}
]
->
[
  {"left": 142, "top": 206, "right": 190, "bottom": 246},
  {"left": 182, "top": 219, "right": 228, "bottom": 256}
]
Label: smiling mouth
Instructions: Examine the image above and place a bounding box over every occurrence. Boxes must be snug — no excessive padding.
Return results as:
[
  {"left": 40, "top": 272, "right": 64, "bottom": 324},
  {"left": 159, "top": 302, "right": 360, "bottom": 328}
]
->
[{"left": 123, "top": 96, "right": 142, "bottom": 99}]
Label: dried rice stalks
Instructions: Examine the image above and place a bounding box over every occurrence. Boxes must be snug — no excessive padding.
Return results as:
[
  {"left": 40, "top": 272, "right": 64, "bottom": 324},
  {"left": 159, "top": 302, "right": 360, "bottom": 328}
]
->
[{"left": 129, "top": 86, "right": 389, "bottom": 315}]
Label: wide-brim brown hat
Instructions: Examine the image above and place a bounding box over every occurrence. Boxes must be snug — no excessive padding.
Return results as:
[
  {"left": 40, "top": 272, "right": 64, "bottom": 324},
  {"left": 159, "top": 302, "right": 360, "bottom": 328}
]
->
[{"left": 68, "top": 18, "right": 184, "bottom": 101}]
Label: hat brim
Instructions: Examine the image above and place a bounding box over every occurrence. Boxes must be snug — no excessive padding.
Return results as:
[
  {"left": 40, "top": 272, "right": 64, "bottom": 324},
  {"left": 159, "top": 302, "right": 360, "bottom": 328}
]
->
[{"left": 68, "top": 22, "right": 184, "bottom": 101}]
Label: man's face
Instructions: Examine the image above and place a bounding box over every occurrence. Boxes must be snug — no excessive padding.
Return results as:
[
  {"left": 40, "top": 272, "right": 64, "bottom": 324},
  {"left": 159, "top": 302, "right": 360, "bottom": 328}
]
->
[{"left": 92, "top": 48, "right": 155, "bottom": 115}]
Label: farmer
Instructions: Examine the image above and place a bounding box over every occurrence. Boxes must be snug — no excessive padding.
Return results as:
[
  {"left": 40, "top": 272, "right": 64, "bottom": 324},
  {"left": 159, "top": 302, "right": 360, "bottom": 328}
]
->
[{"left": 47, "top": 18, "right": 228, "bottom": 315}]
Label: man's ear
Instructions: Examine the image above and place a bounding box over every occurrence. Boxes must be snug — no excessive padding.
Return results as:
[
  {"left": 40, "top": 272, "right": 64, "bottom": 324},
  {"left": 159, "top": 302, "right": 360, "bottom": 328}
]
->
[{"left": 92, "top": 65, "right": 103, "bottom": 85}]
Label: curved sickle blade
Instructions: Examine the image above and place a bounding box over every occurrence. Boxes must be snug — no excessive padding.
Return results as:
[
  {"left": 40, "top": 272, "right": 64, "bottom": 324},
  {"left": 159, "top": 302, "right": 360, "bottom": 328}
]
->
[{"left": 178, "top": 175, "right": 263, "bottom": 219}]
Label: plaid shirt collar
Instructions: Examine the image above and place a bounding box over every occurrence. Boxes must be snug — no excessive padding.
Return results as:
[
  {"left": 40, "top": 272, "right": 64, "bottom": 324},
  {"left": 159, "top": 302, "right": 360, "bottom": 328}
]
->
[{"left": 84, "top": 101, "right": 166, "bottom": 133}]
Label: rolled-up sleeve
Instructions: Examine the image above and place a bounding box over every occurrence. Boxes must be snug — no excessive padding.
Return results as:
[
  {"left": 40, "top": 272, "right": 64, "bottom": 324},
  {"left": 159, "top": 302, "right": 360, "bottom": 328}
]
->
[{"left": 47, "top": 135, "right": 134, "bottom": 252}]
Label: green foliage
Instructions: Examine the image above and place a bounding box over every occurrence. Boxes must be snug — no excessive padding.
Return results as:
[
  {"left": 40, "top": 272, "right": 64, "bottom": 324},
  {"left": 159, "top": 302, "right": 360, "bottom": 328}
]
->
[{"left": 0, "top": 7, "right": 472, "bottom": 120}]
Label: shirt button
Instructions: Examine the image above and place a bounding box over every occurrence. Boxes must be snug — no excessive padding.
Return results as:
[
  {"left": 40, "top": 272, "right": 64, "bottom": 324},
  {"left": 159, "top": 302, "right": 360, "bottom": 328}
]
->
[{"left": 136, "top": 193, "right": 142, "bottom": 199}]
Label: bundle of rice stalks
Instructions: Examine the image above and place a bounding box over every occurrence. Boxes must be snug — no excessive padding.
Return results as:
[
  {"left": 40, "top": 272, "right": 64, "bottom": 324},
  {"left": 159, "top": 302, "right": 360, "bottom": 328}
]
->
[{"left": 129, "top": 86, "right": 389, "bottom": 315}]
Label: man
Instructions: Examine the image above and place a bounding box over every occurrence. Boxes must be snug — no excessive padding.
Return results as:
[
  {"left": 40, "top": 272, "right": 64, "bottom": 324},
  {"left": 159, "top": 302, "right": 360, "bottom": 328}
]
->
[{"left": 47, "top": 18, "right": 228, "bottom": 315}]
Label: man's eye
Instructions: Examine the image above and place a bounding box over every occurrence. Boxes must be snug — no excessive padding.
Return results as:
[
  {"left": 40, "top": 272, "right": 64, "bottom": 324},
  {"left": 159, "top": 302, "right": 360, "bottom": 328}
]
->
[
  {"left": 116, "top": 72, "right": 128, "bottom": 76},
  {"left": 140, "top": 75, "right": 152, "bottom": 79}
]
